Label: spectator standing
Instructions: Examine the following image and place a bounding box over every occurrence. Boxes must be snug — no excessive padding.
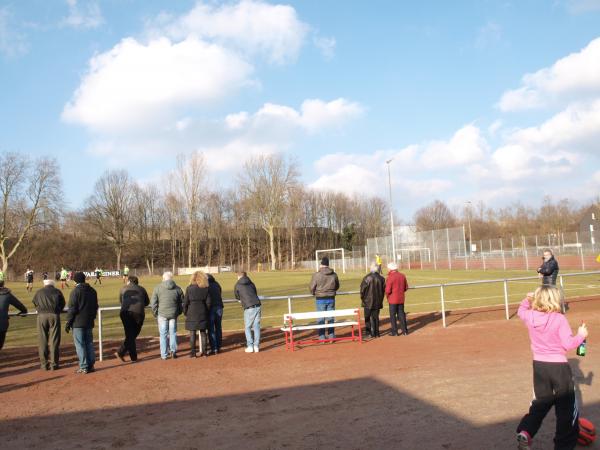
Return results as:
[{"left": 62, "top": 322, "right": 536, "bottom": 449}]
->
[
  {"left": 33, "top": 279, "right": 65, "bottom": 370},
  {"left": 115, "top": 276, "right": 149, "bottom": 363},
  {"left": 360, "top": 263, "right": 386, "bottom": 338},
  {"left": 65, "top": 272, "right": 98, "bottom": 374},
  {"left": 184, "top": 271, "right": 212, "bottom": 358},
  {"left": 207, "top": 274, "right": 224, "bottom": 354},
  {"left": 150, "top": 272, "right": 184, "bottom": 360},
  {"left": 0, "top": 280, "right": 28, "bottom": 351},
  {"left": 537, "top": 249, "right": 559, "bottom": 286},
  {"left": 385, "top": 262, "right": 409, "bottom": 336},
  {"left": 309, "top": 257, "right": 340, "bottom": 341},
  {"left": 234, "top": 271, "right": 261, "bottom": 353}
]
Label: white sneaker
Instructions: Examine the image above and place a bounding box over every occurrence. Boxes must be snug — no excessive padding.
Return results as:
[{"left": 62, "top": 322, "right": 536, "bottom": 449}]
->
[
  {"left": 253, "top": 346, "right": 260, "bottom": 353},
  {"left": 245, "top": 347, "right": 254, "bottom": 353}
]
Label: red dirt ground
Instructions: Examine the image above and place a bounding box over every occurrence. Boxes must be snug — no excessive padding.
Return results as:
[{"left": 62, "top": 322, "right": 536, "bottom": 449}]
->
[{"left": 1, "top": 297, "right": 599, "bottom": 450}]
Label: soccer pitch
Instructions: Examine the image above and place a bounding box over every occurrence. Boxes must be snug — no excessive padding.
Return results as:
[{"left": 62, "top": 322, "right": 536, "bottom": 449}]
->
[{"left": 4, "top": 268, "right": 600, "bottom": 347}]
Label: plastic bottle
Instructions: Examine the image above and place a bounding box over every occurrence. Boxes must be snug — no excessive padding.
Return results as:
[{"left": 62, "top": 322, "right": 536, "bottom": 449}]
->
[{"left": 577, "top": 339, "right": 587, "bottom": 357}]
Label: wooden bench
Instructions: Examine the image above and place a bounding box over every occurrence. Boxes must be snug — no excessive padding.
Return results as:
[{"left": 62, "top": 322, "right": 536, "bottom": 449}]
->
[{"left": 280, "top": 308, "right": 363, "bottom": 351}]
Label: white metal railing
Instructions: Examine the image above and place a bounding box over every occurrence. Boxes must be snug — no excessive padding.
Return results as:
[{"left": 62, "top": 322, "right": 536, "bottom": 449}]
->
[{"left": 9, "top": 271, "right": 600, "bottom": 362}]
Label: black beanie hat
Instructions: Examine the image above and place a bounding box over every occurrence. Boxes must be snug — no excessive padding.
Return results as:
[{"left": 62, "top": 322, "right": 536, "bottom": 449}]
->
[
  {"left": 73, "top": 272, "right": 86, "bottom": 284},
  {"left": 320, "top": 256, "right": 329, "bottom": 266}
]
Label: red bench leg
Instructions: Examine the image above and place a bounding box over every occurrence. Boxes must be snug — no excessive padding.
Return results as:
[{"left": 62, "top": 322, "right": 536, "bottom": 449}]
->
[{"left": 357, "top": 310, "right": 363, "bottom": 343}]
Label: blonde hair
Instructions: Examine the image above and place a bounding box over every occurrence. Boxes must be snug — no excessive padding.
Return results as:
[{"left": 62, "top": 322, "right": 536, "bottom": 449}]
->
[
  {"left": 531, "top": 285, "right": 563, "bottom": 313},
  {"left": 189, "top": 271, "right": 208, "bottom": 288}
]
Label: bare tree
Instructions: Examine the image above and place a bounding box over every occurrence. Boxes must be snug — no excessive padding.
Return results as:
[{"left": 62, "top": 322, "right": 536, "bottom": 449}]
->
[
  {"left": 85, "top": 170, "right": 133, "bottom": 270},
  {"left": 414, "top": 199, "right": 457, "bottom": 231},
  {"left": 131, "top": 184, "right": 163, "bottom": 275},
  {"left": 163, "top": 189, "right": 185, "bottom": 274},
  {"left": 238, "top": 154, "right": 299, "bottom": 271},
  {"left": 0, "top": 153, "right": 61, "bottom": 273},
  {"left": 176, "top": 152, "right": 206, "bottom": 268}
]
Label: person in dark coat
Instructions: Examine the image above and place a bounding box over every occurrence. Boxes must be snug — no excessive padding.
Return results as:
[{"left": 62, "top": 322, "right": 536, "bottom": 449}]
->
[
  {"left": 537, "top": 249, "right": 559, "bottom": 286},
  {"left": 65, "top": 272, "right": 99, "bottom": 374},
  {"left": 0, "top": 280, "right": 28, "bottom": 351},
  {"left": 115, "top": 276, "right": 149, "bottom": 363},
  {"left": 234, "top": 271, "right": 261, "bottom": 353},
  {"left": 184, "top": 271, "right": 212, "bottom": 358},
  {"left": 207, "top": 274, "right": 224, "bottom": 354},
  {"left": 32, "top": 279, "right": 65, "bottom": 370},
  {"left": 360, "top": 263, "right": 386, "bottom": 338},
  {"left": 309, "top": 257, "right": 340, "bottom": 341},
  {"left": 385, "top": 262, "right": 409, "bottom": 336}
]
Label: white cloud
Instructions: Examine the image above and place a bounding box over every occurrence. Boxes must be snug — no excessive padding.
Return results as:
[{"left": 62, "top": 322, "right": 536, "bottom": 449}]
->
[
  {"left": 150, "top": 0, "right": 308, "bottom": 64},
  {"left": 0, "top": 7, "right": 28, "bottom": 57},
  {"left": 62, "top": 0, "right": 103, "bottom": 29},
  {"left": 507, "top": 99, "right": 600, "bottom": 151},
  {"left": 62, "top": 36, "right": 254, "bottom": 132},
  {"left": 420, "top": 124, "right": 488, "bottom": 169},
  {"left": 498, "top": 37, "right": 600, "bottom": 111},
  {"left": 226, "top": 98, "right": 363, "bottom": 135},
  {"left": 488, "top": 119, "right": 503, "bottom": 136}
]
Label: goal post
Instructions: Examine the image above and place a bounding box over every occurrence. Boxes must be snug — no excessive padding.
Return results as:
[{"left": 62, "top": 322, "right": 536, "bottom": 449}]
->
[{"left": 315, "top": 248, "right": 346, "bottom": 273}]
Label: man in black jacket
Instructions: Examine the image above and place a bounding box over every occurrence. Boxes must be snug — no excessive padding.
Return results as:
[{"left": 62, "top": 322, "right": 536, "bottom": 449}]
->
[
  {"left": 207, "top": 274, "right": 224, "bottom": 354},
  {"left": 66, "top": 272, "right": 98, "bottom": 374},
  {"left": 33, "top": 279, "right": 66, "bottom": 370},
  {"left": 234, "top": 271, "right": 261, "bottom": 353},
  {"left": 0, "top": 280, "right": 28, "bottom": 351},
  {"left": 538, "top": 249, "right": 559, "bottom": 286},
  {"left": 309, "top": 257, "right": 340, "bottom": 341},
  {"left": 115, "top": 276, "right": 149, "bottom": 363},
  {"left": 360, "top": 263, "right": 386, "bottom": 338}
]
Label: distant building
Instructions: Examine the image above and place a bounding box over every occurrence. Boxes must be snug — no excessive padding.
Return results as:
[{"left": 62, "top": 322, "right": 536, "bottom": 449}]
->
[{"left": 579, "top": 205, "right": 600, "bottom": 242}]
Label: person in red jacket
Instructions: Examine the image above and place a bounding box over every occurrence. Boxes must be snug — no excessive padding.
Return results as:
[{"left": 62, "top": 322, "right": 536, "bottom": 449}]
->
[{"left": 385, "top": 262, "right": 409, "bottom": 336}]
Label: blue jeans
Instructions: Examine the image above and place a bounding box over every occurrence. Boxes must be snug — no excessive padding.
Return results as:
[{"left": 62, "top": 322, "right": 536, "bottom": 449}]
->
[
  {"left": 208, "top": 306, "right": 223, "bottom": 352},
  {"left": 158, "top": 316, "right": 177, "bottom": 358},
  {"left": 316, "top": 298, "right": 335, "bottom": 339},
  {"left": 243, "top": 306, "right": 261, "bottom": 348},
  {"left": 73, "top": 327, "right": 95, "bottom": 370}
]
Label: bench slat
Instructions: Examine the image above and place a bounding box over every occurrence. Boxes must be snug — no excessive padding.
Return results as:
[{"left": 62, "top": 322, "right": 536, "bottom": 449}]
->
[
  {"left": 281, "top": 321, "right": 358, "bottom": 331},
  {"left": 284, "top": 308, "right": 358, "bottom": 320}
]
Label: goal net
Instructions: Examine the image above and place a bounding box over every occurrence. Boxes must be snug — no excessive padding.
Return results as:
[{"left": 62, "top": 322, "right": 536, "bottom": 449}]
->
[{"left": 315, "top": 248, "right": 346, "bottom": 273}]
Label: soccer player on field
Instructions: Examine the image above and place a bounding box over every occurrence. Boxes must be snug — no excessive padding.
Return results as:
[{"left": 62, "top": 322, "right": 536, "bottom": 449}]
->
[
  {"left": 25, "top": 267, "right": 34, "bottom": 292},
  {"left": 122, "top": 265, "right": 130, "bottom": 284},
  {"left": 60, "top": 267, "right": 70, "bottom": 290},
  {"left": 93, "top": 267, "right": 103, "bottom": 285}
]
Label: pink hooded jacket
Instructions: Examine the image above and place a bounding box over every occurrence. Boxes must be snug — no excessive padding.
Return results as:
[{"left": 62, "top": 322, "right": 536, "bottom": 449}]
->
[{"left": 518, "top": 298, "right": 584, "bottom": 363}]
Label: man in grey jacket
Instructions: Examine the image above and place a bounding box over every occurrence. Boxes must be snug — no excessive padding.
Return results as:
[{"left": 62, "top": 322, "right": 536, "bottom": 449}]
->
[
  {"left": 151, "top": 272, "right": 184, "bottom": 360},
  {"left": 309, "top": 257, "right": 340, "bottom": 341},
  {"left": 33, "top": 279, "right": 66, "bottom": 370}
]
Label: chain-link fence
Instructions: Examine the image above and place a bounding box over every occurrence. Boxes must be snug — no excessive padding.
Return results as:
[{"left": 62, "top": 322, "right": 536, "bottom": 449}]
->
[{"left": 297, "top": 226, "right": 600, "bottom": 272}]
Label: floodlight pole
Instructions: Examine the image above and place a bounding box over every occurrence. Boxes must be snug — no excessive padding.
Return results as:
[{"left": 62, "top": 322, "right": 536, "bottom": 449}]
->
[
  {"left": 465, "top": 201, "right": 473, "bottom": 256},
  {"left": 386, "top": 159, "right": 397, "bottom": 263}
]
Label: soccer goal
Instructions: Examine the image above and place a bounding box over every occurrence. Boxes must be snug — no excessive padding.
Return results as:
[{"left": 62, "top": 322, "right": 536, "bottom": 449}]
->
[{"left": 315, "top": 248, "right": 346, "bottom": 273}]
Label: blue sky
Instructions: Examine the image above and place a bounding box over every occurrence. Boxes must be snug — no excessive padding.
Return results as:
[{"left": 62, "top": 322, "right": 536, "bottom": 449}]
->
[{"left": 1, "top": 0, "right": 600, "bottom": 220}]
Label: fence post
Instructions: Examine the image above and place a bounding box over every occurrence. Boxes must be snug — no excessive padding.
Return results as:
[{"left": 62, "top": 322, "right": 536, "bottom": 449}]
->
[
  {"left": 503, "top": 280, "right": 509, "bottom": 320},
  {"left": 287, "top": 297, "right": 292, "bottom": 315},
  {"left": 559, "top": 275, "right": 566, "bottom": 313},
  {"left": 482, "top": 251, "right": 486, "bottom": 271},
  {"left": 522, "top": 236, "right": 529, "bottom": 270},
  {"left": 98, "top": 308, "right": 103, "bottom": 362},
  {"left": 440, "top": 285, "right": 447, "bottom": 328},
  {"left": 576, "top": 232, "right": 585, "bottom": 270},
  {"left": 500, "top": 238, "right": 506, "bottom": 271},
  {"left": 432, "top": 230, "right": 437, "bottom": 270},
  {"left": 446, "top": 228, "right": 452, "bottom": 270}
]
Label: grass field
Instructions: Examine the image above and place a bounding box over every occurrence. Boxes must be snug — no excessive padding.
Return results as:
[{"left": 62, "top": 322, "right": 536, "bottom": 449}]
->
[{"left": 4, "top": 268, "right": 600, "bottom": 347}]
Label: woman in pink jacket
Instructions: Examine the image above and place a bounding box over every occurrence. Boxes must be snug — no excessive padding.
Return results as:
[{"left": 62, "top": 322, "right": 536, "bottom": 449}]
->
[{"left": 516, "top": 286, "right": 588, "bottom": 450}]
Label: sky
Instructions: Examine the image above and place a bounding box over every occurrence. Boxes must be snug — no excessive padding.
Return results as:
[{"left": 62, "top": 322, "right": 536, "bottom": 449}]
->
[{"left": 1, "top": 0, "right": 600, "bottom": 222}]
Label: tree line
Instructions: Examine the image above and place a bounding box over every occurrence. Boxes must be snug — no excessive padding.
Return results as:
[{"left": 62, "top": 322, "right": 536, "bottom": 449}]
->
[
  {"left": 1, "top": 152, "right": 389, "bottom": 277},
  {"left": 2, "top": 150, "right": 594, "bottom": 277}
]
